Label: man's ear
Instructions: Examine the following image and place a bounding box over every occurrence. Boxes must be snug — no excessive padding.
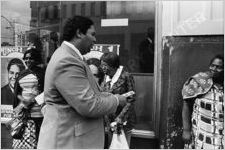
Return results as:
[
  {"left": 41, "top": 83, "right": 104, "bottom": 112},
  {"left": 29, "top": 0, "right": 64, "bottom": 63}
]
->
[{"left": 76, "top": 29, "right": 83, "bottom": 38}]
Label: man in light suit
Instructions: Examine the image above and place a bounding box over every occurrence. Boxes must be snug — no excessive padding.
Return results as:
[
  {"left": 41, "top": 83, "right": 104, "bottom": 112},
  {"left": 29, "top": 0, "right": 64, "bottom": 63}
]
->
[{"left": 37, "top": 16, "right": 127, "bottom": 149}]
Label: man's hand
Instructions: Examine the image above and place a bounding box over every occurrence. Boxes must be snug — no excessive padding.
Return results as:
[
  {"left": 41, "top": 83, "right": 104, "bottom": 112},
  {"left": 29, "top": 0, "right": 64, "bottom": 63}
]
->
[
  {"left": 115, "top": 94, "right": 127, "bottom": 107},
  {"left": 182, "top": 130, "right": 191, "bottom": 143},
  {"left": 114, "top": 117, "right": 122, "bottom": 124}
]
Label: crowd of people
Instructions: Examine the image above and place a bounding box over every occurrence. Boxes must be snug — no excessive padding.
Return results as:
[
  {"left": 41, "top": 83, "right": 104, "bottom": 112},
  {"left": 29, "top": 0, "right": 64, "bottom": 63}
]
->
[
  {"left": 1, "top": 15, "right": 224, "bottom": 149},
  {"left": 2, "top": 16, "right": 136, "bottom": 149}
]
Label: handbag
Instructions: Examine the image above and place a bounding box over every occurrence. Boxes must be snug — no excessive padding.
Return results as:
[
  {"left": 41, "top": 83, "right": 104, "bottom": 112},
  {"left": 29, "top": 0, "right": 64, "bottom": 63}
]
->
[
  {"left": 109, "top": 129, "right": 129, "bottom": 149},
  {"left": 5, "top": 107, "right": 28, "bottom": 139}
]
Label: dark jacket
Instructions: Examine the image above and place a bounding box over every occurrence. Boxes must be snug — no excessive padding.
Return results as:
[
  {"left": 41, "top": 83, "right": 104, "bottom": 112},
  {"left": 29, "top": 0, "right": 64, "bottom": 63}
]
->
[
  {"left": 1, "top": 84, "right": 14, "bottom": 105},
  {"left": 139, "top": 38, "right": 154, "bottom": 73},
  {"left": 101, "top": 68, "right": 136, "bottom": 131}
]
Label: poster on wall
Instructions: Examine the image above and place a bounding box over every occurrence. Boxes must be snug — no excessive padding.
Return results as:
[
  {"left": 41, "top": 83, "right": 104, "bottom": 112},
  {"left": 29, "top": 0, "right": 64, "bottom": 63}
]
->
[
  {"left": 1, "top": 105, "right": 13, "bottom": 123},
  {"left": 1, "top": 46, "right": 27, "bottom": 121},
  {"left": 83, "top": 44, "right": 120, "bottom": 60},
  {"left": 1, "top": 46, "right": 27, "bottom": 58},
  {"left": 1, "top": 46, "right": 27, "bottom": 87}
]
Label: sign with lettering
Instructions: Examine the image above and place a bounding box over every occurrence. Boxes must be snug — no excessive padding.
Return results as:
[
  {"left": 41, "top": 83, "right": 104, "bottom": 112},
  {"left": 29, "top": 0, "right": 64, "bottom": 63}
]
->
[
  {"left": 84, "top": 44, "right": 120, "bottom": 60},
  {"left": 1, "top": 46, "right": 28, "bottom": 58},
  {"left": 1, "top": 105, "right": 13, "bottom": 123}
]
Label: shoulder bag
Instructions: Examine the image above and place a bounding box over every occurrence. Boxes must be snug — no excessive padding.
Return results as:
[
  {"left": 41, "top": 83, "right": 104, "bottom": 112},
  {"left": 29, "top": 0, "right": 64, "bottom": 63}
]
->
[{"left": 5, "top": 107, "right": 28, "bottom": 139}]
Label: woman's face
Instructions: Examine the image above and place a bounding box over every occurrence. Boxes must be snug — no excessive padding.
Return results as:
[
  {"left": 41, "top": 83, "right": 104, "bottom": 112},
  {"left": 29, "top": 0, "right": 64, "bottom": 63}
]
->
[
  {"left": 24, "top": 53, "right": 35, "bottom": 68},
  {"left": 89, "top": 64, "right": 100, "bottom": 83},
  {"left": 209, "top": 58, "right": 223, "bottom": 79},
  {"left": 100, "top": 61, "right": 111, "bottom": 75},
  {"left": 8, "top": 64, "right": 20, "bottom": 89}
]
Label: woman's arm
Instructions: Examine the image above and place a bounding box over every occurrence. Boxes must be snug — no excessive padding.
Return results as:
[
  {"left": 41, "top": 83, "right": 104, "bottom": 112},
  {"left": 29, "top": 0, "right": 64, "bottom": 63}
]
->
[
  {"left": 126, "top": 73, "right": 136, "bottom": 102},
  {"left": 182, "top": 99, "right": 194, "bottom": 143},
  {"left": 115, "top": 72, "right": 136, "bottom": 122}
]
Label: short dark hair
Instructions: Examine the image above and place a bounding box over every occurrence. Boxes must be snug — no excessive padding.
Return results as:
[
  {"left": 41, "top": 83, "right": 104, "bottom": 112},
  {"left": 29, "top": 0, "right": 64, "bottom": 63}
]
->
[
  {"left": 210, "top": 54, "right": 224, "bottom": 66},
  {"left": 7, "top": 58, "right": 25, "bottom": 72},
  {"left": 23, "top": 48, "right": 43, "bottom": 65},
  {"left": 28, "top": 33, "right": 43, "bottom": 51},
  {"left": 62, "top": 16, "right": 94, "bottom": 42},
  {"left": 87, "top": 58, "right": 101, "bottom": 68},
  {"left": 50, "top": 31, "right": 58, "bottom": 42},
  {"left": 87, "top": 58, "right": 104, "bottom": 84},
  {"left": 100, "top": 52, "right": 120, "bottom": 69},
  {"left": 147, "top": 27, "right": 154, "bottom": 38}
]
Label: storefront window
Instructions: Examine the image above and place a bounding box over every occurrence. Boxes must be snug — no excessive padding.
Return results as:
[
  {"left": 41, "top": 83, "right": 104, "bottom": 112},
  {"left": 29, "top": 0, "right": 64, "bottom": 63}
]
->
[{"left": 1, "top": 1, "right": 156, "bottom": 136}]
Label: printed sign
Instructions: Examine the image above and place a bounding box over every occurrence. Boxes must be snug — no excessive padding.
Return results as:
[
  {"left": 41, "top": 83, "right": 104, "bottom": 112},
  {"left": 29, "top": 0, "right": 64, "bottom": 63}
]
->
[
  {"left": 1, "top": 46, "right": 28, "bottom": 58},
  {"left": 1, "top": 105, "right": 13, "bottom": 123},
  {"left": 84, "top": 44, "right": 120, "bottom": 60}
]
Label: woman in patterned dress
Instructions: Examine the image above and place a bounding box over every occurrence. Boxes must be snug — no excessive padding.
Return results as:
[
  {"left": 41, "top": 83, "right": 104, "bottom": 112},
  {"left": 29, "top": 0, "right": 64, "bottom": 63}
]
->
[
  {"left": 182, "top": 54, "right": 224, "bottom": 149},
  {"left": 100, "top": 52, "right": 136, "bottom": 148},
  {"left": 12, "top": 48, "right": 45, "bottom": 149}
]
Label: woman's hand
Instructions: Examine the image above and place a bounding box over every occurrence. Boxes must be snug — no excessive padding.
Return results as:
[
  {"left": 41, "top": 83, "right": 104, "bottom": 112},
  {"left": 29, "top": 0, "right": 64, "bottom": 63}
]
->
[
  {"left": 115, "top": 94, "right": 127, "bottom": 107},
  {"left": 17, "top": 95, "right": 35, "bottom": 108},
  {"left": 182, "top": 130, "right": 191, "bottom": 144}
]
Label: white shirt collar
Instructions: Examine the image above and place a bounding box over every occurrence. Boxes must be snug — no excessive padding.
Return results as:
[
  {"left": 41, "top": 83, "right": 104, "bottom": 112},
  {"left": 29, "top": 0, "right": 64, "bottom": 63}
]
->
[
  {"left": 63, "top": 41, "right": 84, "bottom": 60},
  {"left": 105, "top": 66, "right": 123, "bottom": 89}
]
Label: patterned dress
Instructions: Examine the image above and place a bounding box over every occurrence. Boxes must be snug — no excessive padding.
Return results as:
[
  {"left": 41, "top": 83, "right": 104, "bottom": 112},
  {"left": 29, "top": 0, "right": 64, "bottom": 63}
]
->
[
  {"left": 101, "top": 66, "right": 136, "bottom": 132},
  {"left": 13, "top": 69, "right": 44, "bottom": 149},
  {"left": 182, "top": 72, "right": 224, "bottom": 149},
  {"left": 13, "top": 73, "right": 39, "bottom": 149},
  {"left": 101, "top": 66, "right": 136, "bottom": 148}
]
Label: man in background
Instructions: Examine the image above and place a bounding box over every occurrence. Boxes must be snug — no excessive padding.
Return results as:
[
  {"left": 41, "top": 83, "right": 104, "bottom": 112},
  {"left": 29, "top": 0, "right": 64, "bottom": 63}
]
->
[
  {"left": 1, "top": 58, "right": 25, "bottom": 105},
  {"left": 1, "top": 58, "right": 25, "bottom": 149},
  {"left": 138, "top": 27, "right": 154, "bottom": 73}
]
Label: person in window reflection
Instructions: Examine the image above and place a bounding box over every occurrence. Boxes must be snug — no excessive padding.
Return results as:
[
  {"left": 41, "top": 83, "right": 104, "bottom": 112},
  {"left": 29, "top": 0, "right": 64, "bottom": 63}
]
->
[
  {"left": 13, "top": 48, "right": 45, "bottom": 149},
  {"left": 37, "top": 16, "right": 127, "bottom": 149},
  {"left": 182, "top": 54, "right": 224, "bottom": 149},
  {"left": 27, "top": 33, "right": 43, "bottom": 55},
  {"left": 138, "top": 27, "right": 154, "bottom": 73},
  {"left": 47, "top": 31, "right": 59, "bottom": 63},
  {"left": 1, "top": 58, "right": 25, "bottom": 149},
  {"left": 87, "top": 58, "right": 104, "bottom": 85},
  {"left": 100, "top": 52, "right": 136, "bottom": 148}
]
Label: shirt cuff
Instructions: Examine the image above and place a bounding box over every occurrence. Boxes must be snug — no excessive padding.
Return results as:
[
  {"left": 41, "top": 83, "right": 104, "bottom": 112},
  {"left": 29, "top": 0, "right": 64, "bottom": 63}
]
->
[
  {"left": 35, "top": 92, "right": 44, "bottom": 105},
  {"left": 113, "top": 95, "right": 119, "bottom": 107}
]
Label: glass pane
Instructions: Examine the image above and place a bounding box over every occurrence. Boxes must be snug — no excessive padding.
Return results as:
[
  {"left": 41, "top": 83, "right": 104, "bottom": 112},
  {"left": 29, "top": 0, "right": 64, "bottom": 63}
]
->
[{"left": 1, "top": 1, "right": 156, "bottom": 134}]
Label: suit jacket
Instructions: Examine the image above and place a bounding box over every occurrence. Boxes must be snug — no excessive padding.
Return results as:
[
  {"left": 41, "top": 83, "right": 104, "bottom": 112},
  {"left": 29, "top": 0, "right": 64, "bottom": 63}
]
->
[
  {"left": 1, "top": 84, "right": 14, "bottom": 105},
  {"left": 37, "top": 42, "right": 118, "bottom": 149},
  {"left": 1, "top": 84, "right": 14, "bottom": 149}
]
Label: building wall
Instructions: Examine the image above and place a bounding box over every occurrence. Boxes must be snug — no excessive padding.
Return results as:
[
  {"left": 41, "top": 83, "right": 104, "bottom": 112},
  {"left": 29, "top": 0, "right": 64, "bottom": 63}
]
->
[
  {"left": 159, "top": 1, "right": 224, "bottom": 148},
  {"left": 162, "top": 1, "right": 224, "bottom": 36}
]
